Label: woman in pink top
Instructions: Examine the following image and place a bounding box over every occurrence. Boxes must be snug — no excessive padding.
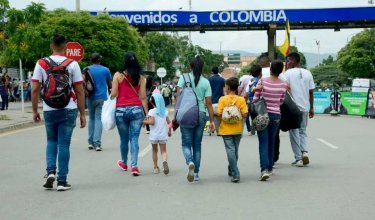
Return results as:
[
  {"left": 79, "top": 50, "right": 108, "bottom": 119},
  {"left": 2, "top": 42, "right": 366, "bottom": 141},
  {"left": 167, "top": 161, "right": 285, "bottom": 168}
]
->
[
  {"left": 110, "top": 52, "right": 148, "bottom": 176},
  {"left": 253, "top": 60, "right": 288, "bottom": 181}
]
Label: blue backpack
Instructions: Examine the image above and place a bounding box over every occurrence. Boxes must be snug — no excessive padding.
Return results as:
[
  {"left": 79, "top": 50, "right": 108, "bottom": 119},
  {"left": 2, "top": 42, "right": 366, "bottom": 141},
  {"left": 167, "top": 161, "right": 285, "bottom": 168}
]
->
[{"left": 175, "top": 74, "right": 199, "bottom": 128}]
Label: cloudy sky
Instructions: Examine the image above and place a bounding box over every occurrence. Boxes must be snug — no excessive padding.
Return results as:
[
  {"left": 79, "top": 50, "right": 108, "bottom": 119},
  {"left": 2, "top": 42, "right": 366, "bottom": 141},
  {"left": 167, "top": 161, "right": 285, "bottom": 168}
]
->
[{"left": 9, "top": 0, "right": 374, "bottom": 56}]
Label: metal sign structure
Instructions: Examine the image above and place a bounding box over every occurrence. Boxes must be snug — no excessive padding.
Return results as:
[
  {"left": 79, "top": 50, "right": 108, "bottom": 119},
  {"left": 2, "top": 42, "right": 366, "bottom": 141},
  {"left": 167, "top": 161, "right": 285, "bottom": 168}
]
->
[{"left": 91, "top": 7, "right": 375, "bottom": 31}]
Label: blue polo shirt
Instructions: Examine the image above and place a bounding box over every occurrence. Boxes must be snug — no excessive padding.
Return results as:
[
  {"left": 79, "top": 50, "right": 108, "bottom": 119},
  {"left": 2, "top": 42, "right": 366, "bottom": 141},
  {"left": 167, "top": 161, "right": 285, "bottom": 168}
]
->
[
  {"left": 89, "top": 64, "right": 112, "bottom": 100},
  {"left": 208, "top": 74, "right": 225, "bottom": 104}
]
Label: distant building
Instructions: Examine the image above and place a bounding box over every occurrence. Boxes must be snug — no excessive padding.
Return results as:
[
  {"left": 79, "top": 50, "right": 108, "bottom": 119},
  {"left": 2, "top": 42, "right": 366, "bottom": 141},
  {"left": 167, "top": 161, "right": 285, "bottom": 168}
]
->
[
  {"left": 221, "top": 67, "right": 238, "bottom": 79},
  {"left": 224, "top": 55, "right": 256, "bottom": 69}
]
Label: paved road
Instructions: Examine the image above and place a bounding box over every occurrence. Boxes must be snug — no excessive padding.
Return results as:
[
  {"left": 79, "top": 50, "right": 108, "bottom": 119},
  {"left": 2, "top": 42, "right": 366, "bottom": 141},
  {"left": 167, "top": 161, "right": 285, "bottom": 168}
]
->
[{"left": 0, "top": 115, "right": 374, "bottom": 220}]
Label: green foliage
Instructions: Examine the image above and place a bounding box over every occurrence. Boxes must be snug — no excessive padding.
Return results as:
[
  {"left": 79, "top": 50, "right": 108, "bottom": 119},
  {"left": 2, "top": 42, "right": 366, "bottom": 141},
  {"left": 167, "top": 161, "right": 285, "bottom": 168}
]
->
[
  {"left": 179, "top": 43, "right": 225, "bottom": 77},
  {"left": 239, "top": 46, "right": 307, "bottom": 77},
  {"left": 0, "top": 0, "right": 9, "bottom": 20},
  {"left": 145, "top": 32, "right": 179, "bottom": 79},
  {"left": 337, "top": 29, "right": 375, "bottom": 79},
  {"left": 310, "top": 63, "right": 350, "bottom": 86},
  {"left": 322, "top": 55, "right": 334, "bottom": 66},
  {"left": 276, "top": 46, "right": 307, "bottom": 68},
  {"left": 239, "top": 64, "right": 251, "bottom": 77},
  {"left": 2, "top": 6, "right": 147, "bottom": 73}
]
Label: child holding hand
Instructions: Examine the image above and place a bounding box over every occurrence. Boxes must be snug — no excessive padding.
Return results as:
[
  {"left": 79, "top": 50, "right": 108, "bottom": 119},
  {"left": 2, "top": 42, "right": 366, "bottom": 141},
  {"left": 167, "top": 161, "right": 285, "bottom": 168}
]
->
[{"left": 143, "top": 93, "right": 172, "bottom": 175}]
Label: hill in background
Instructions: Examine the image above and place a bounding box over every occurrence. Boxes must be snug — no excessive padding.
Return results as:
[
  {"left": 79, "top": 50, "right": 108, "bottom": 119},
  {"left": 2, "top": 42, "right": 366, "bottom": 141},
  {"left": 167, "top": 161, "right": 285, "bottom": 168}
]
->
[{"left": 216, "top": 50, "right": 336, "bottom": 69}]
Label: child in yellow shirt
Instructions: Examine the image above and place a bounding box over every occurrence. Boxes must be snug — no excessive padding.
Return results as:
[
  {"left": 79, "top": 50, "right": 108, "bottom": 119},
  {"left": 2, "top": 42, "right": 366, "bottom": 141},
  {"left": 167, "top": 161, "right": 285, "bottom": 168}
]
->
[{"left": 216, "top": 77, "right": 248, "bottom": 183}]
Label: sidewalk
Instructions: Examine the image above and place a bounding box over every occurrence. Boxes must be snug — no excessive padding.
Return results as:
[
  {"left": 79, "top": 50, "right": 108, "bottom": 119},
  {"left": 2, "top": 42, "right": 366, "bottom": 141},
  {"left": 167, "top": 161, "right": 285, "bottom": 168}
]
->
[{"left": 0, "top": 101, "right": 42, "bottom": 134}]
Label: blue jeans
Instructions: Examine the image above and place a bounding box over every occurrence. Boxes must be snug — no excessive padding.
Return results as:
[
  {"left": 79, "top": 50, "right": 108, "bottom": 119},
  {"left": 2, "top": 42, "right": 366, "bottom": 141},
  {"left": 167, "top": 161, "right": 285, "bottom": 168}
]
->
[
  {"left": 180, "top": 112, "right": 207, "bottom": 174},
  {"left": 222, "top": 135, "right": 242, "bottom": 177},
  {"left": 115, "top": 106, "right": 144, "bottom": 168},
  {"left": 257, "top": 113, "right": 281, "bottom": 172},
  {"left": 289, "top": 112, "right": 309, "bottom": 160},
  {"left": 44, "top": 109, "right": 77, "bottom": 183},
  {"left": 88, "top": 99, "right": 104, "bottom": 146}
]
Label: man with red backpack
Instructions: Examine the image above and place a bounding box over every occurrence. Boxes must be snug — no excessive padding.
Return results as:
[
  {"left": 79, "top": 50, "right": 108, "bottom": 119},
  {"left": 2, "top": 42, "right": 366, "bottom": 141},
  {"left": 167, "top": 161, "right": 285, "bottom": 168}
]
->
[{"left": 31, "top": 34, "right": 86, "bottom": 191}]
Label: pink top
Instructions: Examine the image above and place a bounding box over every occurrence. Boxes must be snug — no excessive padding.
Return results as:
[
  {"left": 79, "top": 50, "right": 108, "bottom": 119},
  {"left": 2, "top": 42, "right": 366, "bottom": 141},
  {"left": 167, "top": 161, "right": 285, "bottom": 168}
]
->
[
  {"left": 253, "top": 78, "right": 288, "bottom": 114},
  {"left": 116, "top": 74, "right": 142, "bottom": 107}
]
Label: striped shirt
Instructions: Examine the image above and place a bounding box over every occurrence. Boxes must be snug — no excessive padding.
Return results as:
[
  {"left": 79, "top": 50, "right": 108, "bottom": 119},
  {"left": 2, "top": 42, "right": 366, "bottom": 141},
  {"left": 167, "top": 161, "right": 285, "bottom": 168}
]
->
[{"left": 253, "top": 78, "right": 288, "bottom": 114}]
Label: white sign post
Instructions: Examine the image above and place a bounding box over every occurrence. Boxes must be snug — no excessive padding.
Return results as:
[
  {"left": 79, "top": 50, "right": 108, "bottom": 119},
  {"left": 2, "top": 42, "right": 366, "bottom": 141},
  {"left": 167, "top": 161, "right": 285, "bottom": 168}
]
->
[
  {"left": 19, "top": 59, "right": 24, "bottom": 114},
  {"left": 156, "top": 67, "right": 167, "bottom": 85}
]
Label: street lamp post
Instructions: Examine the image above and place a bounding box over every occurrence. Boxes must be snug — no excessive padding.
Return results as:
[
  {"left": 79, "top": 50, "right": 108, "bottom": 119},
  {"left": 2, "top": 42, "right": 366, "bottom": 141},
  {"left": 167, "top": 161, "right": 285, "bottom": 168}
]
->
[
  {"left": 188, "top": 0, "right": 192, "bottom": 44},
  {"left": 76, "top": 0, "right": 80, "bottom": 12},
  {"left": 315, "top": 40, "right": 320, "bottom": 66}
]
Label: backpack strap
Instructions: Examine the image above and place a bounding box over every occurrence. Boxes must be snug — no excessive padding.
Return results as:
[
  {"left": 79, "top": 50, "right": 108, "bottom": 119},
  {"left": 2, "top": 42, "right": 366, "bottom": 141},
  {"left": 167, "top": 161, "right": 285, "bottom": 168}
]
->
[
  {"left": 42, "top": 57, "right": 57, "bottom": 73},
  {"left": 60, "top": 58, "right": 74, "bottom": 69},
  {"left": 231, "top": 96, "right": 239, "bottom": 106},
  {"left": 182, "top": 73, "right": 192, "bottom": 88}
]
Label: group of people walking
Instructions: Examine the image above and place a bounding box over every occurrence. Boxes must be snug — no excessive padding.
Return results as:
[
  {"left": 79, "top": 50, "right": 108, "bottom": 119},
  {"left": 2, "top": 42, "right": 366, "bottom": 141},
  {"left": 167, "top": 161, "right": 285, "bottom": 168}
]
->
[
  {"left": 209, "top": 53, "right": 315, "bottom": 182},
  {"left": 32, "top": 34, "right": 315, "bottom": 192}
]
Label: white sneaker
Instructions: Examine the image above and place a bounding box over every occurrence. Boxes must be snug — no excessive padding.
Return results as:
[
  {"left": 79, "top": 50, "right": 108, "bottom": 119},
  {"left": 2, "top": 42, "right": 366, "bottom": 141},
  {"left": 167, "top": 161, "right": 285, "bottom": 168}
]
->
[
  {"left": 259, "top": 171, "right": 269, "bottom": 181},
  {"left": 187, "top": 162, "right": 195, "bottom": 182},
  {"left": 43, "top": 173, "right": 55, "bottom": 190},
  {"left": 302, "top": 152, "right": 310, "bottom": 165},
  {"left": 296, "top": 160, "right": 304, "bottom": 167},
  {"left": 268, "top": 170, "right": 274, "bottom": 176}
]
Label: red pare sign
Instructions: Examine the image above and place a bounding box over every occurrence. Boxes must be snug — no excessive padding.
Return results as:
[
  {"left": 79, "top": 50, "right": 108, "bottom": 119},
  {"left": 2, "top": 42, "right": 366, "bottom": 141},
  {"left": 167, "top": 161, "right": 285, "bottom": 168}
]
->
[{"left": 65, "top": 42, "right": 84, "bottom": 62}]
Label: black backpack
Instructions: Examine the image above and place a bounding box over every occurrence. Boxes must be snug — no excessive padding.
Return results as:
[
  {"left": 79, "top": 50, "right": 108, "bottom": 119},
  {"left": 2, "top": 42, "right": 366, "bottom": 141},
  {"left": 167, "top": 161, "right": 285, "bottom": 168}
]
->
[
  {"left": 82, "top": 67, "right": 95, "bottom": 96},
  {"left": 41, "top": 57, "right": 74, "bottom": 108}
]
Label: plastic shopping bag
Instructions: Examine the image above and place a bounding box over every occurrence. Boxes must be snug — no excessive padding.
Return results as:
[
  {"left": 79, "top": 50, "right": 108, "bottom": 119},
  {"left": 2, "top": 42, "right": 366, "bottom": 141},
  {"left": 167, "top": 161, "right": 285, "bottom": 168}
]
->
[{"left": 102, "top": 97, "right": 116, "bottom": 131}]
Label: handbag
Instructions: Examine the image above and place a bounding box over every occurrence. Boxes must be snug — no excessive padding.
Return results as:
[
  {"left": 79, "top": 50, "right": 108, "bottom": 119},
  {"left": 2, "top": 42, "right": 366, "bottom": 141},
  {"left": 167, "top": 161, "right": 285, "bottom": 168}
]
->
[
  {"left": 280, "top": 92, "right": 302, "bottom": 132},
  {"left": 249, "top": 80, "right": 269, "bottom": 131}
]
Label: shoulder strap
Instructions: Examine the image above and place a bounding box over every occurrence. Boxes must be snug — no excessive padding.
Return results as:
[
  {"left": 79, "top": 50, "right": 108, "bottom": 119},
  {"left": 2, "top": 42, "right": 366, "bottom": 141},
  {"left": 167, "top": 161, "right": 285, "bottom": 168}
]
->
[
  {"left": 60, "top": 59, "right": 74, "bottom": 68},
  {"left": 231, "top": 96, "right": 239, "bottom": 105},
  {"left": 123, "top": 73, "right": 139, "bottom": 96},
  {"left": 42, "top": 57, "right": 56, "bottom": 73},
  {"left": 182, "top": 73, "right": 192, "bottom": 88}
]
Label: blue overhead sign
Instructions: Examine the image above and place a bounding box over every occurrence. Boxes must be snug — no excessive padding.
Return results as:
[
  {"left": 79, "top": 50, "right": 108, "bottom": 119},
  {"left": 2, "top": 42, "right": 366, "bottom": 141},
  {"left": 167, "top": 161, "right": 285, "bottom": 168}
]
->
[{"left": 91, "top": 7, "right": 375, "bottom": 26}]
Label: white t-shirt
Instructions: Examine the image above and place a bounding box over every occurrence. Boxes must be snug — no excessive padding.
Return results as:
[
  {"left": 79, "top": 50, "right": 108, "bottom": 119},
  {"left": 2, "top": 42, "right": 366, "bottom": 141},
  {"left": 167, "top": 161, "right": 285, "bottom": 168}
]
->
[
  {"left": 239, "top": 75, "right": 252, "bottom": 96},
  {"left": 32, "top": 55, "right": 83, "bottom": 111},
  {"left": 284, "top": 68, "right": 315, "bottom": 112},
  {"left": 261, "top": 67, "right": 271, "bottom": 78},
  {"left": 148, "top": 108, "right": 169, "bottom": 141}
]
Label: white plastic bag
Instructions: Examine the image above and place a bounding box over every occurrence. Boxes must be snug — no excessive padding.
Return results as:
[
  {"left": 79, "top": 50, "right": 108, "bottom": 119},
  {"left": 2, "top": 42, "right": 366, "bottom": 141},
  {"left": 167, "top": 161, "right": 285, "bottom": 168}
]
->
[{"left": 102, "top": 97, "right": 117, "bottom": 131}]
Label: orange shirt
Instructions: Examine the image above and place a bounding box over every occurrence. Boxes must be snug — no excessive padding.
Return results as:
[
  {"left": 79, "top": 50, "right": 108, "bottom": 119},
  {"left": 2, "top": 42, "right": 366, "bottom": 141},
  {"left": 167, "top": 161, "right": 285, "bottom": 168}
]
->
[{"left": 217, "top": 95, "right": 248, "bottom": 135}]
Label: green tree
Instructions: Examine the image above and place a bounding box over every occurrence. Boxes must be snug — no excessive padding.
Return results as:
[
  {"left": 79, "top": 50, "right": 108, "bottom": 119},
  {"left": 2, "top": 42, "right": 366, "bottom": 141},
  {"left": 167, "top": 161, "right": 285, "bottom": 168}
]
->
[
  {"left": 179, "top": 44, "right": 225, "bottom": 77},
  {"left": 144, "top": 32, "right": 179, "bottom": 80},
  {"left": 1, "top": 3, "right": 46, "bottom": 72},
  {"left": 240, "top": 47, "right": 307, "bottom": 76},
  {"left": 310, "top": 63, "right": 350, "bottom": 86},
  {"left": 276, "top": 46, "right": 307, "bottom": 68},
  {"left": 322, "top": 55, "right": 334, "bottom": 66},
  {"left": 337, "top": 29, "right": 375, "bottom": 78},
  {"left": 2, "top": 8, "right": 147, "bottom": 72}
]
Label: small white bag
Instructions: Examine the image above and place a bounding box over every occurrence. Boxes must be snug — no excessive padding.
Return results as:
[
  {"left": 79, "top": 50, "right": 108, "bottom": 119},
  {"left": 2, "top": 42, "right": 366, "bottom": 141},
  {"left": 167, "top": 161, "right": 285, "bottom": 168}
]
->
[{"left": 102, "top": 97, "right": 117, "bottom": 131}]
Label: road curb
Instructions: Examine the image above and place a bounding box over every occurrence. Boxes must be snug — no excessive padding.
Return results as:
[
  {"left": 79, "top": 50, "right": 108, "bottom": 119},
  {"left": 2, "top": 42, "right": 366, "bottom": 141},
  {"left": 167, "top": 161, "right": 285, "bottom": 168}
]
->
[{"left": 0, "top": 120, "right": 44, "bottom": 134}]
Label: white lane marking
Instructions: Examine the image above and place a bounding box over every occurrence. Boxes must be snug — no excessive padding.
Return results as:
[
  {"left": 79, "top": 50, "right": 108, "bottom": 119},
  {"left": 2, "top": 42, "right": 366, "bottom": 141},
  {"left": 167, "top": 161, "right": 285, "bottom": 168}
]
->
[
  {"left": 138, "top": 143, "right": 152, "bottom": 158},
  {"left": 317, "top": 138, "right": 339, "bottom": 149},
  {"left": 0, "top": 125, "right": 44, "bottom": 137}
]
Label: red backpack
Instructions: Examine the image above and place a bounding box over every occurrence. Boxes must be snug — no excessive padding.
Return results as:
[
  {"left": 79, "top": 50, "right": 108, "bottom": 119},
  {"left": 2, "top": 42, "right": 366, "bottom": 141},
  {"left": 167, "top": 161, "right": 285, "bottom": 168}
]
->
[{"left": 41, "top": 57, "right": 74, "bottom": 108}]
